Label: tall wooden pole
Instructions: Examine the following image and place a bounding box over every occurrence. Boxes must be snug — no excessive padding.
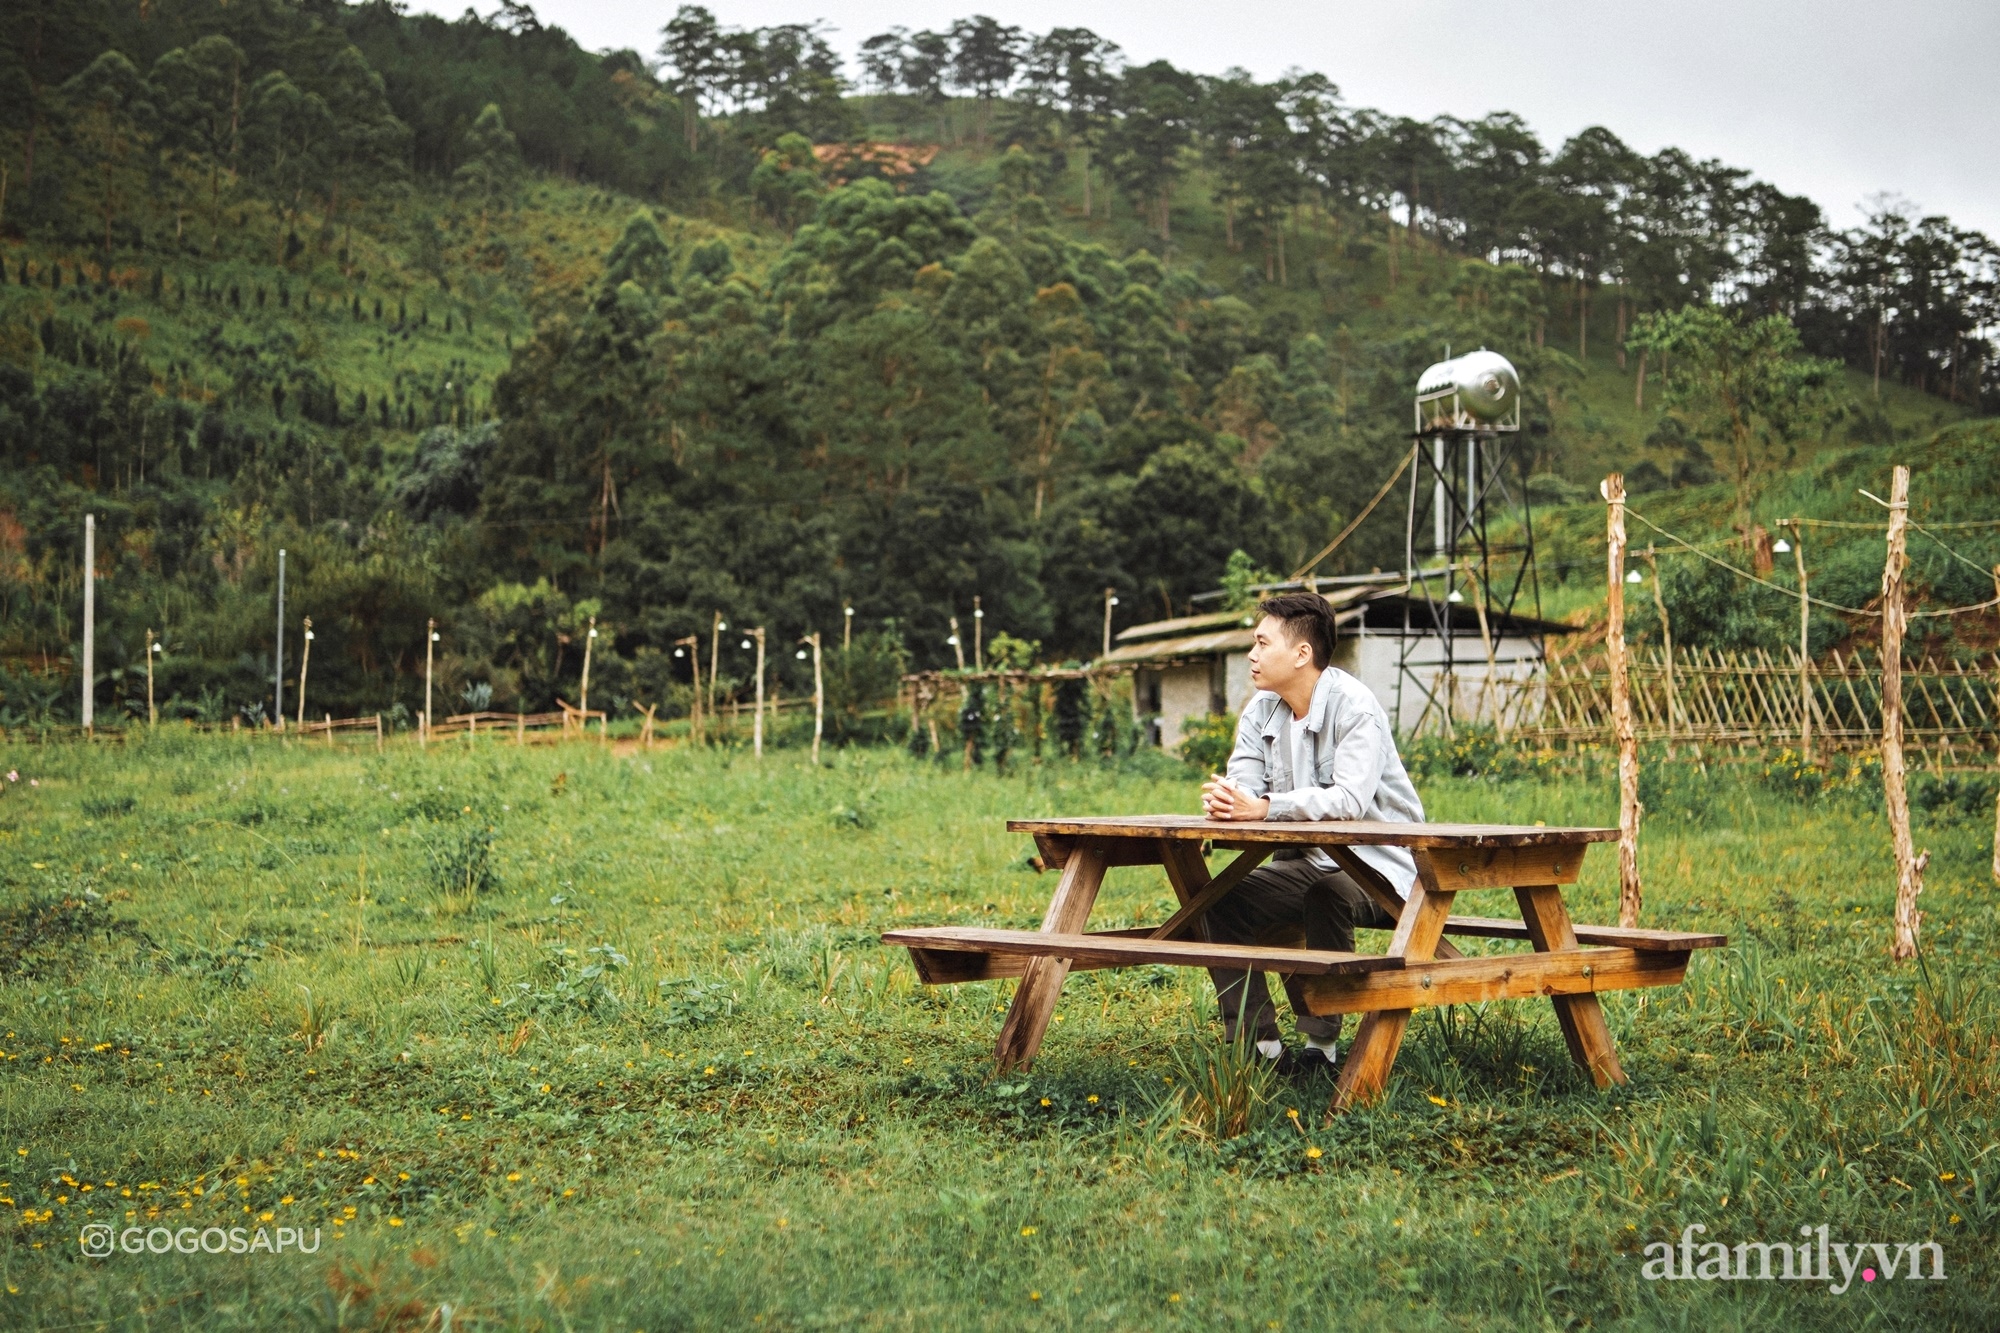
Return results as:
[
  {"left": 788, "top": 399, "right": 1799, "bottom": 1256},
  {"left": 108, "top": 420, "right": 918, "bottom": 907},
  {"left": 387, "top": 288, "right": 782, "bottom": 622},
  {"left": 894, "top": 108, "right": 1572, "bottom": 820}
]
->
[
  {"left": 948, "top": 615, "right": 965, "bottom": 670},
  {"left": 580, "top": 614, "right": 596, "bottom": 720},
  {"left": 751, "top": 627, "right": 766, "bottom": 758},
  {"left": 676, "top": 635, "right": 702, "bottom": 744},
  {"left": 274, "top": 548, "right": 286, "bottom": 730},
  {"left": 423, "top": 618, "right": 436, "bottom": 747},
  {"left": 843, "top": 604, "right": 853, "bottom": 651},
  {"left": 1781, "top": 522, "right": 1812, "bottom": 762},
  {"left": 1601, "top": 474, "right": 1642, "bottom": 928},
  {"left": 81, "top": 514, "right": 94, "bottom": 735},
  {"left": 1101, "top": 587, "right": 1118, "bottom": 660},
  {"left": 296, "top": 618, "right": 313, "bottom": 729},
  {"left": 708, "top": 611, "right": 723, "bottom": 724},
  {"left": 144, "top": 628, "right": 156, "bottom": 727},
  {"left": 807, "top": 632, "right": 824, "bottom": 766},
  {"left": 1880, "top": 467, "right": 1923, "bottom": 962},
  {"left": 973, "top": 595, "right": 984, "bottom": 670}
]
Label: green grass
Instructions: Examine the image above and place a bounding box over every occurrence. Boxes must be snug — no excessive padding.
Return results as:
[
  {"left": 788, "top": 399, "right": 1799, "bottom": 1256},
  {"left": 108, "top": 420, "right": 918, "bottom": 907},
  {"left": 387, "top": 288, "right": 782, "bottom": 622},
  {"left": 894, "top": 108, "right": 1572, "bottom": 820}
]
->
[{"left": 0, "top": 733, "right": 1994, "bottom": 1327}]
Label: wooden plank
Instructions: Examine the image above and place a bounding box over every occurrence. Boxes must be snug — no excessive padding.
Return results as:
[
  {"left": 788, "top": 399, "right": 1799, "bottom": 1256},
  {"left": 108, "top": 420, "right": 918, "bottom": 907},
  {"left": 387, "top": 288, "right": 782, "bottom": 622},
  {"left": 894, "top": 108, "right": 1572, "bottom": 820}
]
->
[
  {"left": 1423, "top": 842, "right": 1586, "bottom": 891},
  {"left": 1007, "top": 816, "right": 1616, "bottom": 848},
  {"left": 1518, "top": 884, "right": 1628, "bottom": 1088},
  {"left": 1330, "top": 851, "right": 1455, "bottom": 1113},
  {"left": 1030, "top": 834, "right": 1169, "bottom": 869},
  {"left": 885, "top": 926, "right": 1402, "bottom": 975},
  {"left": 1147, "top": 847, "right": 1270, "bottom": 940},
  {"left": 905, "top": 928, "right": 1157, "bottom": 984},
  {"left": 1322, "top": 845, "right": 1466, "bottom": 962},
  {"left": 993, "top": 845, "right": 1107, "bottom": 1071},
  {"left": 1441, "top": 914, "right": 1727, "bottom": 951},
  {"left": 1300, "top": 946, "right": 1689, "bottom": 1014}
]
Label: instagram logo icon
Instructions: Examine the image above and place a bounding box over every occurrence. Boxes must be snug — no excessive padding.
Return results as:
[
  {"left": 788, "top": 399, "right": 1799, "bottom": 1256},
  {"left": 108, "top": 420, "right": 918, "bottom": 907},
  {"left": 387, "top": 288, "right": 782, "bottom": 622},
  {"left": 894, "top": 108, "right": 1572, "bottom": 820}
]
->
[{"left": 79, "top": 1224, "right": 115, "bottom": 1258}]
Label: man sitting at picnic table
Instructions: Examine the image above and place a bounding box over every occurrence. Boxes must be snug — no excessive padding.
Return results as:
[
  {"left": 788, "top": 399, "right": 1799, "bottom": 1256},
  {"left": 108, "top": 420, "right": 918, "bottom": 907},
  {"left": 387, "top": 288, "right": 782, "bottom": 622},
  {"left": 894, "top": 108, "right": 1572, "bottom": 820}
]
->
[{"left": 1199, "top": 591, "right": 1426, "bottom": 1076}]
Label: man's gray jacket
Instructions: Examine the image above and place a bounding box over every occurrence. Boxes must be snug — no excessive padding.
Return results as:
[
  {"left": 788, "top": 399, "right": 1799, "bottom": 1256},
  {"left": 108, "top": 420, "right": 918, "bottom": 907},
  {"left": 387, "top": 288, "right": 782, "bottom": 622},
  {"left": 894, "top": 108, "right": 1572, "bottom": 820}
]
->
[{"left": 1224, "top": 666, "right": 1426, "bottom": 897}]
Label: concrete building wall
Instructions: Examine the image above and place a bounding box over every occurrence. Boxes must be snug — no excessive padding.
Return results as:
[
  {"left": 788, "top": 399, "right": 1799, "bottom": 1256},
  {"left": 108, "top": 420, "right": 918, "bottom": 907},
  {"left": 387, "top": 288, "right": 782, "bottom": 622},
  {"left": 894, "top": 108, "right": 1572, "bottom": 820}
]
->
[{"left": 1136, "top": 630, "right": 1548, "bottom": 746}]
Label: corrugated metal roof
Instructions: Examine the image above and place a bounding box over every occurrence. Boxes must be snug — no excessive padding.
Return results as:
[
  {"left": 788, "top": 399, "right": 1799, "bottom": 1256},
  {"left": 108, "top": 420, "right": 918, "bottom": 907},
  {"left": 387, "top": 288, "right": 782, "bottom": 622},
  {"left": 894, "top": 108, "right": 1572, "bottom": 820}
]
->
[
  {"left": 1102, "top": 607, "right": 1372, "bottom": 665},
  {"left": 1115, "top": 583, "right": 1400, "bottom": 645},
  {"left": 1114, "top": 609, "right": 1253, "bottom": 643},
  {"left": 1101, "top": 627, "right": 1255, "bottom": 664}
]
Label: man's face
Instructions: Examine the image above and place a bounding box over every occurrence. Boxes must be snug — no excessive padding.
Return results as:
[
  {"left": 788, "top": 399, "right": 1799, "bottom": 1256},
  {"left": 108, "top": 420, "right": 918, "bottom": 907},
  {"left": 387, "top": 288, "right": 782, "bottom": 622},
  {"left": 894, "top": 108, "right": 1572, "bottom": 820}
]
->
[{"left": 1248, "top": 615, "right": 1315, "bottom": 693}]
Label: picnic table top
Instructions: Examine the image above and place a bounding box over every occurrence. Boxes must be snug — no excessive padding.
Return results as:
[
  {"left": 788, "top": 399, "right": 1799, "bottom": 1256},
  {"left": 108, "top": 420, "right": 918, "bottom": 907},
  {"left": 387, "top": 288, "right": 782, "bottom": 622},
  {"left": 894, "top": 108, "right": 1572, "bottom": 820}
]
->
[{"left": 1006, "top": 815, "right": 1618, "bottom": 849}]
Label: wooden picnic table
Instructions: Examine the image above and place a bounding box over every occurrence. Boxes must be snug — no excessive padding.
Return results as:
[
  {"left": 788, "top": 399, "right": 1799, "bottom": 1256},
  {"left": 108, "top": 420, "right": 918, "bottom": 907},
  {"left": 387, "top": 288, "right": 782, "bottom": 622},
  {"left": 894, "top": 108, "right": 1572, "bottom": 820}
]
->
[{"left": 882, "top": 815, "right": 1725, "bottom": 1111}]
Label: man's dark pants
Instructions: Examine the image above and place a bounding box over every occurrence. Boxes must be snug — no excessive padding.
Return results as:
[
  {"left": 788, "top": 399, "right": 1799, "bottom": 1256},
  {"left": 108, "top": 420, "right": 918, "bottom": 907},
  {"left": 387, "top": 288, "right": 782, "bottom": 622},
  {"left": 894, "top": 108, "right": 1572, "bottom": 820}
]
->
[{"left": 1204, "top": 855, "right": 1400, "bottom": 1043}]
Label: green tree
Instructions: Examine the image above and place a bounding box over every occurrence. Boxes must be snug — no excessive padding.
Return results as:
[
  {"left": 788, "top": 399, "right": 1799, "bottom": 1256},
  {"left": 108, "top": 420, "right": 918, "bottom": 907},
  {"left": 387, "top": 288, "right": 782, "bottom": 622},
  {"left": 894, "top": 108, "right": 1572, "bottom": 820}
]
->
[
  {"left": 452, "top": 102, "right": 522, "bottom": 231},
  {"left": 58, "top": 51, "right": 153, "bottom": 258},
  {"left": 1104, "top": 61, "right": 1200, "bottom": 244},
  {"left": 658, "top": 5, "right": 724, "bottom": 154},
  {"left": 1626, "top": 306, "right": 1843, "bottom": 536},
  {"left": 748, "top": 131, "right": 823, "bottom": 233},
  {"left": 946, "top": 15, "right": 1025, "bottom": 142},
  {"left": 147, "top": 35, "right": 246, "bottom": 253},
  {"left": 242, "top": 70, "right": 332, "bottom": 252}
]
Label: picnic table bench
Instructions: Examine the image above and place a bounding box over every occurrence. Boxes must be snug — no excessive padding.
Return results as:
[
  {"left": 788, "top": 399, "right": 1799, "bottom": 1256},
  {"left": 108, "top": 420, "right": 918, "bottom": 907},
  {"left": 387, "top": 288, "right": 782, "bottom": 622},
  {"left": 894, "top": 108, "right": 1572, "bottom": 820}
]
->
[{"left": 881, "top": 816, "right": 1725, "bottom": 1110}]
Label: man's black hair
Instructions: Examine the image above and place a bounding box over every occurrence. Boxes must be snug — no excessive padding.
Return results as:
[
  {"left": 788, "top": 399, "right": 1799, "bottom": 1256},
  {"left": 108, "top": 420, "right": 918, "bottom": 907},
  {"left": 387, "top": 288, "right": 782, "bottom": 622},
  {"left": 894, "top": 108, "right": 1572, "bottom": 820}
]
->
[{"left": 1257, "top": 592, "right": 1339, "bottom": 670}]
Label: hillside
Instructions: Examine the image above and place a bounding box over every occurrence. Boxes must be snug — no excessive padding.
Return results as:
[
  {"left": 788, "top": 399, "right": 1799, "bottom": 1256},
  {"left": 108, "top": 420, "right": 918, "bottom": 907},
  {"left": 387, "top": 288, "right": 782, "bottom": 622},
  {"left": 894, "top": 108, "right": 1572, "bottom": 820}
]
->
[{"left": 0, "top": 2, "right": 1992, "bottom": 729}]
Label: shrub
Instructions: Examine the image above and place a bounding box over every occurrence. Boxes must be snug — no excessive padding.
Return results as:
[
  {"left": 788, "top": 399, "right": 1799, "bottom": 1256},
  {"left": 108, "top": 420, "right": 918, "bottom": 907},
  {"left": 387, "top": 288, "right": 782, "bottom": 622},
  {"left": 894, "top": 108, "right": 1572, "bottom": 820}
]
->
[
  {"left": 1179, "top": 713, "right": 1235, "bottom": 774},
  {"left": 1911, "top": 771, "right": 1999, "bottom": 821}
]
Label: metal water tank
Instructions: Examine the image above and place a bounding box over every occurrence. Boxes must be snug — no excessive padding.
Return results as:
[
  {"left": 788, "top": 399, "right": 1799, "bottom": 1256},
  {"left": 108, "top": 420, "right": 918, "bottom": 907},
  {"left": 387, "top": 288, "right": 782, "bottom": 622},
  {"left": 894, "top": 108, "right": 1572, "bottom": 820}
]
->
[{"left": 1414, "top": 348, "right": 1520, "bottom": 432}]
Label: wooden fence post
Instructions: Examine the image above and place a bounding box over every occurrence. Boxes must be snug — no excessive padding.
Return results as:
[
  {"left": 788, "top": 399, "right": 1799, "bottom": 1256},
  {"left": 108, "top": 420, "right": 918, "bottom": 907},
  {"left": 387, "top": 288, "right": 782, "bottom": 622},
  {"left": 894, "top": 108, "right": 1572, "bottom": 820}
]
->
[
  {"left": 1601, "top": 474, "right": 1642, "bottom": 928},
  {"left": 1787, "top": 521, "right": 1813, "bottom": 763},
  {"left": 807, "top": 631, "right": 824, "bottom": 766},
  {"left": 325, "top": 712, "right": 334, "bottom": 749},
  {"left": 423, "top": 618, "right": 436, "bottom": 747},
  {"left": 1880, "top": 467, "right": 1924, "bottom": 962},
  {"left": 296, "top": 617, "right": 313, "bottom": 730},
  {"left": 375, "top": 713, "right": 384, "bottom": 753},
  {"left": 751, "top": 627, "right": 766, "bottom": 759}
]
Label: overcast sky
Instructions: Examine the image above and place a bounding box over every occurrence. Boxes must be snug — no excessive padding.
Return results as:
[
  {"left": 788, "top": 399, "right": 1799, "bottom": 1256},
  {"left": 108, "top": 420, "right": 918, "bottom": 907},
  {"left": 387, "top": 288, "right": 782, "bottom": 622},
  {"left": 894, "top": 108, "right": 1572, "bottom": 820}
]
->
[{"left": 416, "top": 0, "right": 2000, "bottom": 239}]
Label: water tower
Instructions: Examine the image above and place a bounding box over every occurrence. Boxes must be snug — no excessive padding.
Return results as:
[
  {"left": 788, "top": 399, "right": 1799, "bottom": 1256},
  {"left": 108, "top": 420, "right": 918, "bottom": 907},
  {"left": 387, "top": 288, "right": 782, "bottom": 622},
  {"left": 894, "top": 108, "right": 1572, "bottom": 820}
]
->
[{"left": 1395, "top": 348, "right": 1545, "bottom": 733}]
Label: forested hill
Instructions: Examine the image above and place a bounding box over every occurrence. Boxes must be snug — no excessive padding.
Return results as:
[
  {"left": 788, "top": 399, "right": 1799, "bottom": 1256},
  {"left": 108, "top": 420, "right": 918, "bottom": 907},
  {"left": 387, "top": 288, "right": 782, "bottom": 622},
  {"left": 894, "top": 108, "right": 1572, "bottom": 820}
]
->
[{"left": 0, "top": 2, "right": 1993, "bottom": 728}]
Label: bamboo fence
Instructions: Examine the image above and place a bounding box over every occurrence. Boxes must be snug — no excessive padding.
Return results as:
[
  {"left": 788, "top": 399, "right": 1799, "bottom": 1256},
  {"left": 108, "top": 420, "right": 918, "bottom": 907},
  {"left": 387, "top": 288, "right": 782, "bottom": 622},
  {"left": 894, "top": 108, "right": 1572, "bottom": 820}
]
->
[{"left": 1516, "top": 647, "right": 2000, "bottom": 765}]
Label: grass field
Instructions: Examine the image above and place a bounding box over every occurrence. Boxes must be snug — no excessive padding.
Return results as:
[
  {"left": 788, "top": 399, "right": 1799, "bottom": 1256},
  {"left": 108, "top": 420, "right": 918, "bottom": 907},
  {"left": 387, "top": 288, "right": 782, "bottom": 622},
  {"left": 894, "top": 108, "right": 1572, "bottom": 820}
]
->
[{"left": 0, "top": 731, "right": 1994, "bottom": 1329}]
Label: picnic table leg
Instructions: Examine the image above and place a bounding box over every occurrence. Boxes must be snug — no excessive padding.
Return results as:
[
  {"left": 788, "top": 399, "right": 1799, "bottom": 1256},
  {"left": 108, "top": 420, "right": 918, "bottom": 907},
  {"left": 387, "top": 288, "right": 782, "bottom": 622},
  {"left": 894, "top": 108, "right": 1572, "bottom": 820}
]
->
[
  {"left": 994, "top": 844, "right": 1109, "bottom": 1071},
  {"left": 1330, "top": 857, "right": 1455, "bottom": 1115},
  {"left": 1157, "top": 839, "right": 1231, "bottom": 999},
  {"left": 1516, "top": 884, "right": 1628, "bottom": 1088}
]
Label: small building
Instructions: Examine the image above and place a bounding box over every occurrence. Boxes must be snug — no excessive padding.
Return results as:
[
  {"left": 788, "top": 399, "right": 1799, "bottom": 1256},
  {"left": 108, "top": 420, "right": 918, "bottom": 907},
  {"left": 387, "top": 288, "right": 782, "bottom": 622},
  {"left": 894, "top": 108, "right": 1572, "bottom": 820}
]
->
[{"left": 1104, "top": 578, "right": 1574, "bottom": 749}]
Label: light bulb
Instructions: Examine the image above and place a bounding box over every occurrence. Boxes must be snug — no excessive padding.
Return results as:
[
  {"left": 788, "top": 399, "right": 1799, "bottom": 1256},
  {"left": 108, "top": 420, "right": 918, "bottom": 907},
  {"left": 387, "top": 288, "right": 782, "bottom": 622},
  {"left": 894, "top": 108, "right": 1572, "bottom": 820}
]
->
[
  {"left": 740, "top": 639, "right": 751, "bottom": 650},
  {"left": 795, "top": 649, "right": 807, "bottom": 660},
  {"left": 1626, "top": 570, "right": 1643, "bottom": 584},
  {"left": 588, "top": 628, "right": 598, "bottom": 638},
  {"left": 718, "top": 621, "right": 728, "bottom": 631},
  {"left": 673, "top": 648, "right": 685, "bottom": 658},
  {"left": 1772, "top": 539, "right": 1792, "bottom": 553},
  {"left": 431, "top": 631, "right": 440, "bottom": 641},
  {"left": 973, "top": 608, "right": 984, "bottom": 618},
  {"left": 1447, "top": 590, "right": 1463, "bottom": 603},
  {"left": 1108, "top": 596, "right": 1120, "bottom": 606},
  {"left": 305, "top": 631, "right": 315, "bottom": 641},
  {"left": 946, "top": 635, "right": 959, "bottom": 645}
]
